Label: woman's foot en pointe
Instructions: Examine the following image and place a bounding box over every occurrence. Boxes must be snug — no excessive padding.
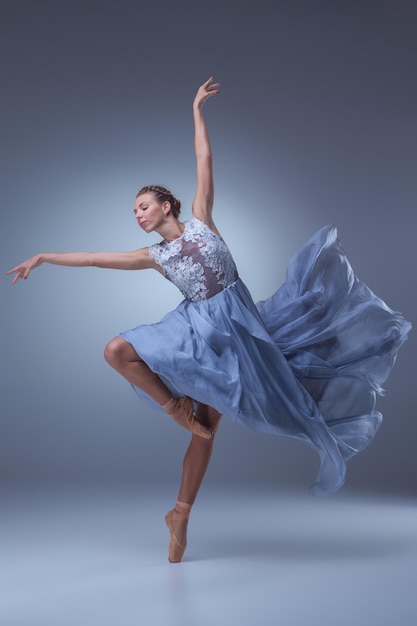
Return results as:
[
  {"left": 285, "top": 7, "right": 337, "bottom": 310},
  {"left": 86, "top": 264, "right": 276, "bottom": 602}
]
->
[
  {"left": 163, "top": 396, "right": 213, "bottom": 439},
  {"left": 165, "top": 501, "right": 191, "bottom": 563}
]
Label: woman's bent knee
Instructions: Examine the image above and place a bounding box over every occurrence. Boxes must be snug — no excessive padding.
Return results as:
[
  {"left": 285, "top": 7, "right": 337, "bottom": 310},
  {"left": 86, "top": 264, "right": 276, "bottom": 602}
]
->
[{"left": 104, "top": 336, "right": 134, "bottom": 366}]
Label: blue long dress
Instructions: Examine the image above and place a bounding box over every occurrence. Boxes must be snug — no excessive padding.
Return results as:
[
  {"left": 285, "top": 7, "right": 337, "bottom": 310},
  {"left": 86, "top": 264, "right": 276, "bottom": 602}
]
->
[{"left": 120, "top": 217, "right": 411, "bottom": 495}]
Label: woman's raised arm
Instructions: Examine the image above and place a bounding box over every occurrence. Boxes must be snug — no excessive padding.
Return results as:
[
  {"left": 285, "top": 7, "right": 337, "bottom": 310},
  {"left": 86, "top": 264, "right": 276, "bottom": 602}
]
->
[
  {"left": 7, "top": 248, "right": 158, "bottom": 285},
  {"left": 192, "top": 77, "right": 220, "bottom": 231}
]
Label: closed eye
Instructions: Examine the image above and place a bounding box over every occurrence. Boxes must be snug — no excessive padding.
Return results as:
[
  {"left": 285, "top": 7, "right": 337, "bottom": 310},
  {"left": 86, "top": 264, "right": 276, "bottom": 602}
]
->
[{"left": 134, "top": 205, "right": 148, "bottom": 215}]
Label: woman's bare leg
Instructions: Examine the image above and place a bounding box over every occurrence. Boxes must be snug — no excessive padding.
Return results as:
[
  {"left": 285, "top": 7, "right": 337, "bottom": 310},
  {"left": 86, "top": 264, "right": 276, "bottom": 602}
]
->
[
  {"left": 168, "top": 403, "right": 222, "bottom": 550},
  {"left": 104, "top": 336, "right": 212, "bottom": 438},
  {"left": 104, "top": 336, "right": 172, "bottom": 404},
  {"left": 177, "top": 404, "right": 222, "bottom": 503},
  {"left": 104, "top": 337, "right": 221, "bottom": 557}
]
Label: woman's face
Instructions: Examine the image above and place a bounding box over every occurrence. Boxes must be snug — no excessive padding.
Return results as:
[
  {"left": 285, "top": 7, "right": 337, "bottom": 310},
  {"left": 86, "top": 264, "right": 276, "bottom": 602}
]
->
[{"left": 134, "top": 193, "right": 169, "bottom": 233}]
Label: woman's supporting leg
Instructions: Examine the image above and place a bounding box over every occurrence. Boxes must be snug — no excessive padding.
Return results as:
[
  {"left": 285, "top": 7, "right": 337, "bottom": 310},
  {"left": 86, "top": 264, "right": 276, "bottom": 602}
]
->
[
  {"left": 104, "top": 336, "right": 212, "bottom": 438},
  {"left": 166, "top": 403, "right": 222, "bottom": 561},
  {"left": 177, "top": 404, "right": 222, "bottom": 504},
  {"left": 104, "top": 337, "right": 222, "bottom": 560}
]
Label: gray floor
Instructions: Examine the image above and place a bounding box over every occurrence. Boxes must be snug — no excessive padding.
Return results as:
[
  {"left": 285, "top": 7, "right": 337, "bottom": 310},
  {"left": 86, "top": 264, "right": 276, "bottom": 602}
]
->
[{"left": 2, "top": 486, "right": 417, "bottom": 626}]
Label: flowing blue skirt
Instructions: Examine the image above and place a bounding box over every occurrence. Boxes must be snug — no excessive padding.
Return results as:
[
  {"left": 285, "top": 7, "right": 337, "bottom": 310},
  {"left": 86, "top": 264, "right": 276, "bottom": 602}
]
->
[{"left": 120, "top": 225, "right": 411, "bottom": 495}]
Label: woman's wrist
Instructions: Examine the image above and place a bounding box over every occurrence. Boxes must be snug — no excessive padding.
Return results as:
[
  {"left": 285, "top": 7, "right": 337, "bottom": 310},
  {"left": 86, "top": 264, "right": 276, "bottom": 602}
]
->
[{"left": 193, "top": 101, "right": 204, "bottom": 113}]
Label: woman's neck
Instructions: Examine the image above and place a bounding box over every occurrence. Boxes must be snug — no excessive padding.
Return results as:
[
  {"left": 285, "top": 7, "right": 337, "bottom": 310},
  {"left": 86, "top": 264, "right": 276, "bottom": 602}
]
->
[{"left": 157, "top": 218, "right": 185, "bottom": 243}]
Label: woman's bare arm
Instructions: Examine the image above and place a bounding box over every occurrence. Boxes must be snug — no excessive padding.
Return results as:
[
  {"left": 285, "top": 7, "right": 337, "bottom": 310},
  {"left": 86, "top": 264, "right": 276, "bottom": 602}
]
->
[
  {"left": 7, "top": 247, "right": 158, "bottom": 285},
  {"left": 192, "top": 77, "right": 220, "bottom": 233}
]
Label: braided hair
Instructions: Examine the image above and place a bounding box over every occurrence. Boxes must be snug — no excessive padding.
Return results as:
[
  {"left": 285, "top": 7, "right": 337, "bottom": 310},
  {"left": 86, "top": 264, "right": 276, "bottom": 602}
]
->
[{"left": 136, "top": 185, "right": 181, "bottom": 218}]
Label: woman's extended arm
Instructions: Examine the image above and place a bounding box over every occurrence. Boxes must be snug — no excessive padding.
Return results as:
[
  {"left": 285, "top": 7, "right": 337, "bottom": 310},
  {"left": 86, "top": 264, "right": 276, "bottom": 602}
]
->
[
  {"left": 7, "top": 247, "right": 158, "bottom": 285},
  {"left": 192, "top": 77, "right": 220, "bottom": 232}
]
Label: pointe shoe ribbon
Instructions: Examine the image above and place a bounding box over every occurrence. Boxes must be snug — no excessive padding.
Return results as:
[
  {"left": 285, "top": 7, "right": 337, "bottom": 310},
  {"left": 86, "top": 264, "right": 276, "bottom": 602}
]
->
[{"left": 163, "top": 396, "right": 213, "bottom": 439}]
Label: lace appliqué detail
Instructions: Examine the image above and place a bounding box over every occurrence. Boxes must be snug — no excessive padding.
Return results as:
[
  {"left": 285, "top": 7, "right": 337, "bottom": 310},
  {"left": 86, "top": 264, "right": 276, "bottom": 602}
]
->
[{"left": 148, "top": 217, "right": 239, "bottom": 302}]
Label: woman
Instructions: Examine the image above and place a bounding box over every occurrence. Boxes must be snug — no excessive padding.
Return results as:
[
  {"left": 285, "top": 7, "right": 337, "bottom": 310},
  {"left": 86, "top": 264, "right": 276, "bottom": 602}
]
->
[{"left": 8, "top": 77, "right": 411, "bottom": 563}]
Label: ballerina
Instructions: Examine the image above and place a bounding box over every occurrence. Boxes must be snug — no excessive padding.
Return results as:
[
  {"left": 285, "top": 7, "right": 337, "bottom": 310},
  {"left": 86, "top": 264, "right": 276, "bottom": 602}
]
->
[{"left": 8, "top": 77, "right": 411, "bottom": 563}]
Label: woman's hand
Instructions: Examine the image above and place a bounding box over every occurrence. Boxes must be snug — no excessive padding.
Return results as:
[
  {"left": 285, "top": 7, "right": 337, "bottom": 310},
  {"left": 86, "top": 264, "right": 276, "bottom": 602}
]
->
[
  {"left": 193, "top": 77, "right": 220, "bottom": 110},
  {"left": 7, "top": 255, "right": 42, "bottom": 284}
]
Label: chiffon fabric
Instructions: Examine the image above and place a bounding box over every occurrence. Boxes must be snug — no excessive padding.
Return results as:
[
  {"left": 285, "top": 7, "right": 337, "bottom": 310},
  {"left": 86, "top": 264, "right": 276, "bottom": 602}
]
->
[{"left": 120, "top": 221, "right": 410, "bottom": 495}]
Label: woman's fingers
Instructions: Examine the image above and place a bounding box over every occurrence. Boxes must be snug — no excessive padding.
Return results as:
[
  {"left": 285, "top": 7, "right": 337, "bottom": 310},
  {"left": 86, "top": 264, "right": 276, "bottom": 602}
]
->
[
  {"left": 7, "top": 262, "right": 32, "bottom": 284},
  {"left": 203, "top": 77, "right": 220, "bottom": 93},
  {"left": 11, "top": 270, "right": 24, "bottom": 284},
  {"left": 9, "top": 270, "right": 21, "bottom": 285},
  {"left": 194, "top": 78, "right": 220, "bottom": 108}
]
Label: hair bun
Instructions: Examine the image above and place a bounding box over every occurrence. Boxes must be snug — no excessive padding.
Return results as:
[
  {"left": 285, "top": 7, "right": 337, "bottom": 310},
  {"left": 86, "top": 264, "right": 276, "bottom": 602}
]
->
[{"left": 136, "top": 185, "right": 181, "bottom": 218}]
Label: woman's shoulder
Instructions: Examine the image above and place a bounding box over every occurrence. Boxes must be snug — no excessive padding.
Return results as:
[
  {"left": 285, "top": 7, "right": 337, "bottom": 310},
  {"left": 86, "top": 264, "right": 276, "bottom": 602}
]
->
[{"left": 188, "top": 214, "right": 222, "bottom": 238}]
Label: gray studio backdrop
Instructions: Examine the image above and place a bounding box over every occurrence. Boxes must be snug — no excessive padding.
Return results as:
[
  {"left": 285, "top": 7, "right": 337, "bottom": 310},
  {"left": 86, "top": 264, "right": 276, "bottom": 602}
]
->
[{"left": 2, "top": 0, "right": 415, "bottom": 495}]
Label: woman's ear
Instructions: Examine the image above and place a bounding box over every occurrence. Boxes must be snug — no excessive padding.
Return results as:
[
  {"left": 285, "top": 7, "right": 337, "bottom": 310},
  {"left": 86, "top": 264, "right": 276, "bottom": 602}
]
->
[{"left": 163, "top": 200, "right": 171, "bottom": 215}]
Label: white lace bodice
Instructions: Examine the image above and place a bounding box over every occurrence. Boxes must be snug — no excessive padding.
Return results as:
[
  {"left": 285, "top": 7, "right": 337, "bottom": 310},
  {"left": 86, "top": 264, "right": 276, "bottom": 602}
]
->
[{"left": 148, "top": 217, "right": 239, "bottom": 302}]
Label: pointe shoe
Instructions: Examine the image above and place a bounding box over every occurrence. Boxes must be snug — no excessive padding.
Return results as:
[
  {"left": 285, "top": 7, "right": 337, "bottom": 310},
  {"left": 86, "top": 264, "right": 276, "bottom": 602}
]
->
[
  {"left": 165, "top": 504, "right": 191, "bottom": 563},
  {"left": 163, "top": 396, "right": 213, "bottom": 439}
]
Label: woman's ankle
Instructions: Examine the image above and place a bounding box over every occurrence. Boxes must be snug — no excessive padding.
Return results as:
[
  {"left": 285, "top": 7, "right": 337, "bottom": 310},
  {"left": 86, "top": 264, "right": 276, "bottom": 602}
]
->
[
  {"left": 174, "top": 500, "right": 192, "bottom": 516},
  {"left": 162, "top": 396, "right": 177, "bottom": 413}
]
